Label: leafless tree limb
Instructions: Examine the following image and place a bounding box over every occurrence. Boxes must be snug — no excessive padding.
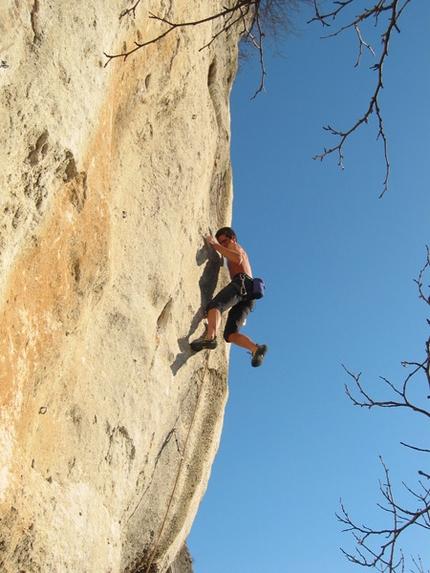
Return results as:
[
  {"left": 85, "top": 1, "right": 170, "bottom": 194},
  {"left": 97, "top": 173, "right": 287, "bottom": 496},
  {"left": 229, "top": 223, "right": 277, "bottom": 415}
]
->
[
  {"left": 104, "top": 1, "right": 308, "bottom": 97},
  {"left": 339, "top": 253, "right": 430, "bottom": 571},
  {"left": 400, "top": 442, "right": 430, "bottom": 454},
  {"left": 104, "top": 1, "right": 416, "bottom": 195},
  {"left": 415, "top": 246, "right": 430, "bottom": 305},
  {"left": 104, "top": 2, "right": 254, "bottom": 64},
  {"left": 103, "top": 1, "right": 269, "bottom": 94},
  {"left": 309, "top": 0, "right": 355, "bottom": 26},
  {"left": 338, "top": 458, "right": 430, "bottom": 572},
  {"left": 411, "top": 556, "right": 429, "bottom": 573},
  {"left": 119, "top": 0, "right": 143, "bottom": 19},
  {"left": 342, "top": 363, "right": 430, "bottom": 419},
  {"left": 310, "top": 0, "right": 412, "bottom": 197}
]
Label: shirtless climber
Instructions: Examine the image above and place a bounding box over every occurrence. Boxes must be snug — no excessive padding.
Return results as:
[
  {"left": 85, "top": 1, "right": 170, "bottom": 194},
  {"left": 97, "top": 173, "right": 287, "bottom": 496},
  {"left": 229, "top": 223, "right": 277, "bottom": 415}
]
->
[{"left": 190, "top": 227, "right": 268, "bottom": 368}]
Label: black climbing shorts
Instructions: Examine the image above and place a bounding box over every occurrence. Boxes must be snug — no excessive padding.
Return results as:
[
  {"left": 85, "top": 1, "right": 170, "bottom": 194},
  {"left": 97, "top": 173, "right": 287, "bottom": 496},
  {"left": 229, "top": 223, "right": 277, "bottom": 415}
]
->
[{"left": 206, "top": 275, "right": 256, "bottom": 341}]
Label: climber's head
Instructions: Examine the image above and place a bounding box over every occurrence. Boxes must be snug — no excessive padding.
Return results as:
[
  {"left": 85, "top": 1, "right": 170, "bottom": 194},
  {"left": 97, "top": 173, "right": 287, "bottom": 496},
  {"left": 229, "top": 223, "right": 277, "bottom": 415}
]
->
[{"left": 215, "top": 227, "right": 237, "bottom": 244}]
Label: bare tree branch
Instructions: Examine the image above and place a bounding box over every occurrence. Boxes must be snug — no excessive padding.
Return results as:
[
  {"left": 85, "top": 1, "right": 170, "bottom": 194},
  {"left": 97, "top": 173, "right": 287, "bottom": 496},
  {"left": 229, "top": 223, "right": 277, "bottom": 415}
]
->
[
  {"left": 104, "top": 2, "right": 256, "bottom": 65},
  {"left": 119, "top": 0, "right": 143, "bottom": 19},
  {"left": 104, "top": 1, "right": 308, "bottom": 97},
  {"left": 310, "top": 0, "right": 412, "bottom": 196},
  {"left": 340, "top": 252, "right": 430, "bottom": 572},
  {"left": 342, "top": 357, "right": 430, "bottom": 418},
  {"left": 400, "top": 442, "right": 430, "bottom": 454},
  {"left": 104, "top": 1, "right": 415, "bottom": 195},
  {"left": 415, "top": 246, "right": 430, "bottom": 304},
  {"left": 411, "top": 556, "right": 429, "bottom": 573},
  {"left": 338, "top": 458, "right": 430, "bottom": 572}
]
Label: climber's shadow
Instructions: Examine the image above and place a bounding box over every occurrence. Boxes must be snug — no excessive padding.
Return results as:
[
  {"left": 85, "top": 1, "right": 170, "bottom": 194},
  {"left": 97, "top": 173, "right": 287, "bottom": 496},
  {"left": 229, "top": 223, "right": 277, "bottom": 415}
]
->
[{"left": 170, "top": 243, "right": 222, "bottom": 375}]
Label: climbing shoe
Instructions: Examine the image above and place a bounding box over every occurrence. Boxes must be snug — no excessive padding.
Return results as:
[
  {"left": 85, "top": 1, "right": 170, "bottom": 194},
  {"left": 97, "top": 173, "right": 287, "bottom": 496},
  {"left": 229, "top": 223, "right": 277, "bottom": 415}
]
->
[
  {"left": 190, "top": 336, "right": 218, "bottom": 352},
  {"left": 251, "top": 344, "right": 268, "bottom": 367}
]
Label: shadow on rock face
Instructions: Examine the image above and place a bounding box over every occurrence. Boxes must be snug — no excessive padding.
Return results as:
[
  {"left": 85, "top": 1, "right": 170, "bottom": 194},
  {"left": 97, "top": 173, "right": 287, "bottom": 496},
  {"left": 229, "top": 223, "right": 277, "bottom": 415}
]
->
[{"left": 170, "top": 242, "right": 222, "bottom": 375}]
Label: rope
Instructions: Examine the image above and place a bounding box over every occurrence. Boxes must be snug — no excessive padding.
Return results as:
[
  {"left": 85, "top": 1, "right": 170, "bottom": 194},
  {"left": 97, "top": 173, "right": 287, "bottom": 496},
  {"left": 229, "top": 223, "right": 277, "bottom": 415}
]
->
[{"left": 144, "top": 350, "right": 210, "bottom": 573}]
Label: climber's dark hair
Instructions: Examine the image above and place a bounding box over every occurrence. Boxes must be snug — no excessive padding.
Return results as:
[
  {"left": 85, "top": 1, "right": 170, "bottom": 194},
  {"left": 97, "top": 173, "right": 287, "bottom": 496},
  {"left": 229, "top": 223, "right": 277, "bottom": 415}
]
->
[{"left": 215, "top": 227, "right": 236, "bottom": 240}]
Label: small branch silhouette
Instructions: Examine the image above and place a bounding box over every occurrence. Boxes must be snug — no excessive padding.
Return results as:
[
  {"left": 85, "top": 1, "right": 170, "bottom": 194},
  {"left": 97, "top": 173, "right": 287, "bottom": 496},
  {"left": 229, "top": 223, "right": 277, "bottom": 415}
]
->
[
  {"left": 338, "top": 457, "right": 430, "bottom": 572},
  {"left": 339, "top": 251, "right": 430, "bottom": 572},
  {"left": 105, "top": 4, "right": 256, "bottom": 66},
  {"left": 104, "top": 1, "right": 305, "bottom": 98},
  {"left": 309, "top": 0, "right": 412, "bottom": 196},
  {"left": 105, "top": 0, "right": 414, "bottom": 191}
]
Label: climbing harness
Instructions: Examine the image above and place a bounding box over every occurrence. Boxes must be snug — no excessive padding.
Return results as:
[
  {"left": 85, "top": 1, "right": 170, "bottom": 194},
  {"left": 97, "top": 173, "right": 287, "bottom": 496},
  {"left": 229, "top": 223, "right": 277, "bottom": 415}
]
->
[{"left": 144, "top": 350, "right": 211, "bottom": 573}]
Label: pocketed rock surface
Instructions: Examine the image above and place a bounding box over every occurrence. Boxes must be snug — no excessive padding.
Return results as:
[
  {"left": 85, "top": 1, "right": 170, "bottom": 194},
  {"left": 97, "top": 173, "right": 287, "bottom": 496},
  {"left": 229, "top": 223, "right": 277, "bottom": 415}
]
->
[{"left": 0, "top": 1, "right": 240, "bottom": 571}]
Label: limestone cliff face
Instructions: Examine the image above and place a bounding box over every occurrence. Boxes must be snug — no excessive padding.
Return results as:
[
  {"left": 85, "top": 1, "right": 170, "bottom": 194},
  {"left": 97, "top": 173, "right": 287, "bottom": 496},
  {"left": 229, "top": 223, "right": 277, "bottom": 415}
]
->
[{"left": 0, "top": 1, "right": 240, "bottom": 571}]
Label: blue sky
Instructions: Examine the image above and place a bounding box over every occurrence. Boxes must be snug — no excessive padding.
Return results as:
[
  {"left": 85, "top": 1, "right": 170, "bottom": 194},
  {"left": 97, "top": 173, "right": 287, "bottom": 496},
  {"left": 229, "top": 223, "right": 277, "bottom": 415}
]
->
[{"left": 188, "top": 2, "right": 430, "bottom": 572}]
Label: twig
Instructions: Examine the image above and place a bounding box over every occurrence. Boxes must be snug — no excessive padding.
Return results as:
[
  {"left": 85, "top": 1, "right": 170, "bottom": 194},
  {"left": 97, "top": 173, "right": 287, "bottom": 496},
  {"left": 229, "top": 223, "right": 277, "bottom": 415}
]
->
[
  {"left": 104, "top": 1, "right": 255, "bottom": 65},
  {"left": 338, "top": 458, "right": 430, "bottom": 572},
  {"left": 339, "top": 252, "right": 430, "bottom": 572},
  {"left": 119, "top": 0, "right": 143, "bottom": 19},
  {"left": 310, "top": 0, "right": 412, "bottom": 196}
]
